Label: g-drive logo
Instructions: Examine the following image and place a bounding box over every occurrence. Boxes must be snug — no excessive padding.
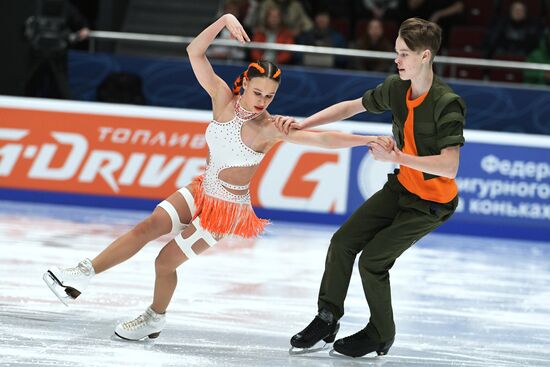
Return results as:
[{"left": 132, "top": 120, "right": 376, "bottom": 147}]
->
[{"left": 0, "top": 127, "right": 206, "bottom": 194}]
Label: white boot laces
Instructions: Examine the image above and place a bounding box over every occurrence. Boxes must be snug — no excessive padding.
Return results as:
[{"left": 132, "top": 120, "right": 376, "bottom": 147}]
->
[
  {"left": 123, "top": 313, "right": 149, "bottom": 331},
  {"left": 62, "top": 259, "right": 93, "bottom": 277},
  {"left": 64, "top": 265, "right": 84, "bottom": 276}
]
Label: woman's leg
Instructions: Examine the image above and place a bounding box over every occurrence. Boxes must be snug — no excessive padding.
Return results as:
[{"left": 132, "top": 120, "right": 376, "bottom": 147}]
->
[
  {"left": 92, "top": 186, "right": 195, "bottom": 274},
  {"left": 113, "top": 218, "right": 218, "bottom": 340},
  {"left": 151, "top": 218, "right": 217, "bottom": 314}
]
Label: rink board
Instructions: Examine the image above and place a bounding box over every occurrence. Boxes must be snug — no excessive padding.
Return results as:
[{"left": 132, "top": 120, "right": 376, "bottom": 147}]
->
[{"left": 0, "top": 96, "right": 549, "bottom": 241}]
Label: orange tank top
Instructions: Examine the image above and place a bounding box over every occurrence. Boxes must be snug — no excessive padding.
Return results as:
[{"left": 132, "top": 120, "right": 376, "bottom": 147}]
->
[{"left": 397, "top": 88, "right": 458, "bottom": 203}]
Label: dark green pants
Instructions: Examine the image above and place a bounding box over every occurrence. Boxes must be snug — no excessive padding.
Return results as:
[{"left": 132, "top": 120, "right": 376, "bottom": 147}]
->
[{"left": 318, "top": 173, "right": 457, "bottom": 342}]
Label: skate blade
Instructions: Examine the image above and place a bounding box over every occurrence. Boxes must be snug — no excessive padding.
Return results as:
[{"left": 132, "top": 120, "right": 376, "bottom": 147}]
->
[
  {"left": 328, "top": 348, "right": 385, "bottom": 360},
  {"left": 289, "top": 341, "right": 331, "bottom": 355},
  {"left": 42, "top": 271, "right": 71, "bottom": 307},
  {"left": 113, "top": 332, "right": 160, "bottom": 342}
]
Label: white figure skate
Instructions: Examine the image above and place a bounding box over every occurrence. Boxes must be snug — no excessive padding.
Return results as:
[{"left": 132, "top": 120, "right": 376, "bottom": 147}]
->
[
  {"left": 43, "top": 258, "right": 95, "bottom": 306},
  {"left": 114, "top": 306, "right": 166, "bottom": 341}
]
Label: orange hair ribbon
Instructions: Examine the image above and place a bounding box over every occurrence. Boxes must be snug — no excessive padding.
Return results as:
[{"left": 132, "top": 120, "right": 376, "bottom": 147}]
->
[{"left": 248, "top": 62, "right": 266, "bottom": 74}]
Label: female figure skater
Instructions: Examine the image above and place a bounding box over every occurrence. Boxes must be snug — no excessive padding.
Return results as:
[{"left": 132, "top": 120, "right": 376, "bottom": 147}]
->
[{"left": 43, "top": 13, "right": 393, "bottom": 341}]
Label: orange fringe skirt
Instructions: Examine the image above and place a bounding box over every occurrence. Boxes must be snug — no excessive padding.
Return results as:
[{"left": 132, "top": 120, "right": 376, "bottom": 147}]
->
[{"left": 191, "top": 175, "right": 269, "bottom": 238}]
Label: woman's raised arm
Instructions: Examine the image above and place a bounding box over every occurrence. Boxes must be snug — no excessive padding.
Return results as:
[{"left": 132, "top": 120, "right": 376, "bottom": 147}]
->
[{"left": 186, "top": 14, "right": 250, "bottom": 102}]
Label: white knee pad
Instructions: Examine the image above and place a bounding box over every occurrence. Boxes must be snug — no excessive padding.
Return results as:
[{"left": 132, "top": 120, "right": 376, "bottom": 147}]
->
[
  {"left": 174, "top": 217, "right": 217, "bottom": 259},
  {"left": 157, "top": 187, "right": 196, "bottom": 235}
]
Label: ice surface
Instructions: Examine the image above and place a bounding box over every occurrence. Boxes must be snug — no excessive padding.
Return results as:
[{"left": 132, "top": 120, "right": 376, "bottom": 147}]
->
[{"left": 0, "top": 200, "right": 549, "bottom": 366}]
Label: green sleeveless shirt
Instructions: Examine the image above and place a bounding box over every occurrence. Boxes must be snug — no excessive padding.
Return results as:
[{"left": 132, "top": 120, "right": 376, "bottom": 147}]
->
[{"left": 362, "top": 74, "right": 466, "bottom": 180}]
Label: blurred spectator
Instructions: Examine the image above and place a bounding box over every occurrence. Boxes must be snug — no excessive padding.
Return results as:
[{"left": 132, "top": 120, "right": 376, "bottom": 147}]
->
[
  {"left": 243, "top": 0, "right": 260, "bottom": 28},
  {"left": 226, "top": 0, "right": 251, "bottom": 22},
  {"left": 207, "top": 1, "right": 247, "bottom": 62},
  {"left": 427, "top": 0, "right": 463, "bottom": 25},
  {"left": 250, "top": 5, "right": 295, "bottom": 64},
  {"left": 523, "top": 29, "right": 550, "bottom": 85},
  {"left": 356, "top": 0, "right": 399, "bottom": 20},
  {"left": 297, "top": 10, "right": 347, "bottom": 68},
  {"left": 350, "top": 18, "right": 394, "bottom": 72},
  {"left": 396, "top": 0, "right": 463, "bottom": 23},
  {"left": 483, "top": 0, "right": 541, "bottom": 58},
  {"left": 396, "top": 0, "right": 464, "bottom": 48},
  {"left": 23, "top": 0, "right": 89, "bottom": 99},
  {"left": 397, "top": 0, "right": 434, "bottom": 22},
  {"left": 248, "top": 0, "right": 313, "bottom": 36},
  {"left": 310, "top": 0, "right": 353, "bottom": 18}
]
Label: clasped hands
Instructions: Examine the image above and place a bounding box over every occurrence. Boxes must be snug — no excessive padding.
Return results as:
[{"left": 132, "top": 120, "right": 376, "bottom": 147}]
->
[{"left": 272, "top": 115, "right": 400, "bottom": 163}]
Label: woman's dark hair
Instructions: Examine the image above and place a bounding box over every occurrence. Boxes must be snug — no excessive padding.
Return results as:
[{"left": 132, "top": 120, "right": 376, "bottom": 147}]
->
[{"left": 232, "top": 60, "right": 282, "bottom": 95}]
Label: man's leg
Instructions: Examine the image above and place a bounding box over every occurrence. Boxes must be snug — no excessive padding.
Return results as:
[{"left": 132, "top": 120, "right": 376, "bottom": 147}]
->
[
  {"left": 290, "top": 182, "right": 401, "bottom": 350},
  {"left": 359, "top": 199, "right": 456, "bottom": 343},
  {"left": 317, "top": 181, "right": 400, "bottom": 319},
  {"left": 330, "top": 197, "right": 457, "bottom": 357}
]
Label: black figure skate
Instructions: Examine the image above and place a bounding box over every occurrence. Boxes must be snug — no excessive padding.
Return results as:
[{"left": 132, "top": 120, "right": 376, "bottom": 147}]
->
[
  {"left": 289, "top": 309, "right": 340, "bottom": 355},
  {"left": 331, "top": 327, "right": 394, "bottom": 358}
]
